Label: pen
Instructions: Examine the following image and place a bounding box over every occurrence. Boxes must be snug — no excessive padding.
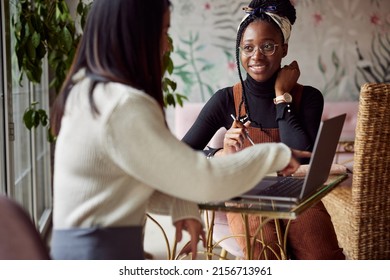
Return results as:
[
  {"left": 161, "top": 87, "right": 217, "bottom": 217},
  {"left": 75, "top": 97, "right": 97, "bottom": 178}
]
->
[{"left": 230, "top": 114, "right": 255, "bottom": 146}]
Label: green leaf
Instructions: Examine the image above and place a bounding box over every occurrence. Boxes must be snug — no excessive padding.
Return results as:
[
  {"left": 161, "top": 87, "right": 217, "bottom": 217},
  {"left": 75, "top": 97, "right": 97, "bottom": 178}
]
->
[
  {"left": 318, "top": 56, "right": 326, "bottom": 74},
  {"left": 31, "top": 31, "right": 41, "bottom": 48},
  {"left": 166, "top": 94, "right": 175, "bottom": 106},
  {"left": 33, "top": 111, "right": 40, "bottom": 127},
  {"left": 162, "top": 53, "right": 171, "bottom": 74},
  {"left": 176, "top": 49, "right": 188, "bottom": 60},
  {"left": 201, "top": 64, "right": 214, "bottom": 72},
  {"left": 176, "top": 94, "right": 187, "bottom": 107},
  {"left": 62, "top": 27, "right": 73, "bottom": 52},
  {"left": 24, "top": 58, "right": 42, "bottom": 83},
  {"left": 173, "top": 63, "right": 188, "bottom": 70},
  {"left": 55, "top": 5, "right": 62, "bottom": 20},
  {"left": 49, "top": 77, "right": 58, "bottom": 89},
  {"left": 36, "top": 43, "right": 46, "bottom": 59},
  {"left": 15, "top": 44, "right": 25, "bottom": 69},
  {"left": 38, "top": 109, "right": 48, "bottom": 126},
  {"left": 162, "top": 78, "right": 169, "bottom": 92},
  {"left": 195, "top": 45, "right": 206, "bottom": 51},
  {"left": 14, "top": 18, "right": 22, "bottom": 35},
  {"left": 166, "top": 79, "right": 177, "bottom": 91},
  {"left": 30, "top": 13, "right": 41, "bottom": 31},
  {"left": 193, "top": 32, "right": 199, "bottom": 42},
  {"left": 24, "top": 21, "right": 31, "bottom": 36},
  {"left": 48, "top": 50, "right": 59, "bottom": 67},
  {"left": 26, "top": 40, "right": 36, "bottom": 61},
  {"left": 25, "top": 68, "right": 41, "bottom": 84},
  {"left": 23, "top": 109, "right": 35, "bottom": 130},
  {"left": 77, "top": 1, "right": 84, "bottom": 14},
  {"left": 205, "top": 84, "right": 215, "bottom": 96},
  {"left": 166, "top": 58, "right": 174, "bottom": 75},
  {"left": 196, "top": 57, "right": 209, "bottom": 64},
  {"left": 180, "top": 75, "right": 193, "bottom": 86},
  {"left": 174, "top": 71, "right": 193, "bottom": 84},
  {"left": 179, "top": 38, "right": 193, "bottom": 46},
  {"left": 223, "top": 50, "right": 234, "bottom": 60},
  {"left": 332, "top": 51, "right": 340, "bottom": 69}
]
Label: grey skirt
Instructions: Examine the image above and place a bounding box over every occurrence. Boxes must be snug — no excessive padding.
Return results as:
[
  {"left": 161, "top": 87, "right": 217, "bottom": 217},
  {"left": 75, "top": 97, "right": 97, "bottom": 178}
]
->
[{"left": 51, "top": 226, "right": 144, "bottom": 260}]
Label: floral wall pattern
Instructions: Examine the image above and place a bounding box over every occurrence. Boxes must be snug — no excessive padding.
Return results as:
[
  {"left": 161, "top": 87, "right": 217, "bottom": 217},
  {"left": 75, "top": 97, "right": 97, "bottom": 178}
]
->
[{"left": 169, "top": 0, "right": 390, "bottom": 102}]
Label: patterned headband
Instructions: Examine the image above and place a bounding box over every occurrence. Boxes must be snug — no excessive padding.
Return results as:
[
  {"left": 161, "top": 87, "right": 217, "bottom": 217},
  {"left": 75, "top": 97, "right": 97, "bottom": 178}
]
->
[{"left": 239, "top": 6, "right": 292, "bottom": 43}]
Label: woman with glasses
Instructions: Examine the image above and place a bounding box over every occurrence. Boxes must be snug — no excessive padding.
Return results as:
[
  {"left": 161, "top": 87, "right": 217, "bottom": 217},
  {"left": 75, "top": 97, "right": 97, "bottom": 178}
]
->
[
  {"left": 182, "top": 0, "right": 344, "bottom": 259},
  {"left": 49, "top": 0, "right": 307, "bottom": 260}
]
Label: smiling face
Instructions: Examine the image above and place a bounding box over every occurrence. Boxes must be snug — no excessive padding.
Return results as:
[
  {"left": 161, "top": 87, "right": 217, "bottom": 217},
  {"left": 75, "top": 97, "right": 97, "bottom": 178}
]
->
[{"left": 240, "top": 20, "right": 288, "bottom": 82}]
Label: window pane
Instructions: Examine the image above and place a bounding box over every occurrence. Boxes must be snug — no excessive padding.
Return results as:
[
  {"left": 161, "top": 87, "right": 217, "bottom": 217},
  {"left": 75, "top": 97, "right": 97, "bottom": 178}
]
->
[
  {"left": 12, "top": 78, "right": 33, "bottom": 212},
  {"left": 7, "top": 0, "right": 52, "bottom": 225},
  {"left": 33, "top": 65, "right": 52, "bottom": 221}
]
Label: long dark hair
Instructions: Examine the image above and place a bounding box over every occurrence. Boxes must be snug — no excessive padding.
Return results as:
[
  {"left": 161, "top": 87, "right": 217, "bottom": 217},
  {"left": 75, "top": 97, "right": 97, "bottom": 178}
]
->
[
  {"left": 235, "top": 0, "right": 296, "bottom": 123},
  {"left": 51, "top": 0, "right": 171, "bottom": 135}
]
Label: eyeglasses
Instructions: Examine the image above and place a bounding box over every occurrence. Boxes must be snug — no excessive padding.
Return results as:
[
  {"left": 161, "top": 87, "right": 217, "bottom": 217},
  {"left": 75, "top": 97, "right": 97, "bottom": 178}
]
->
[{"left": 239, "top": 42, "right": 279, "bottom": 57}]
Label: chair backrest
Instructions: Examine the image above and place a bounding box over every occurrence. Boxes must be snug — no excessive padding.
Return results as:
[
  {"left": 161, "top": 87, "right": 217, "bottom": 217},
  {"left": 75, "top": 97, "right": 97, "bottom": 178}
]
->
[
  {"left": 0, "top": 195, "right": 50, "bottom": 259},
  {"left": 351, "top": 83, "right": 390, "bottom": 259},
  {"left": 174, "top": 103, "right": 225, "bottom": 147},
  {"left": 322, "top": 101, "right": 359, "bottom": 141}
]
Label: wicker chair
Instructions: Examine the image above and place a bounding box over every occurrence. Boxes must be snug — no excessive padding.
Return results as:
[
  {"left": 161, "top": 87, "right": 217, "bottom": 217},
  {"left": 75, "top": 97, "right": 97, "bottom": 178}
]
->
[{"left": 322, "top": 83, "right": 390, "bottom": 259}]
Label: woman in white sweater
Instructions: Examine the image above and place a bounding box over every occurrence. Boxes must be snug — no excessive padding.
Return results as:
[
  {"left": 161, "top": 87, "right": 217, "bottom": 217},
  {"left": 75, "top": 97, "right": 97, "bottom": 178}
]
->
[{"left": 49, "top": 0, "right": 305, "bottom": 260}]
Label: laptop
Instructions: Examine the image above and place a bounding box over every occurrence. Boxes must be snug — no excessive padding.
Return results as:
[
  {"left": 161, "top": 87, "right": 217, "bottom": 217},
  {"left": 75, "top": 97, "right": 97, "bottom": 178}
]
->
[{"left": 235, "top": 113, "right": 346, "bottom": 203}]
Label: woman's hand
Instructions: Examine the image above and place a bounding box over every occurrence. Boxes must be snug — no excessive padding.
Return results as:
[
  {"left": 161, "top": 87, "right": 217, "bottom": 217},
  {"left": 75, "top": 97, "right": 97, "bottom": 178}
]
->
[
  {"left": 216, "top": 119, "right": 251, "bottom": 156},
  {"left": 278, "top": 149, "right": 311, "bottom": 176},
  {"left": 174, "top": 218, "right": 206, "bottom": 260},
  {"left": 275, "top": 60, "right": 300, "bottom": 96}
]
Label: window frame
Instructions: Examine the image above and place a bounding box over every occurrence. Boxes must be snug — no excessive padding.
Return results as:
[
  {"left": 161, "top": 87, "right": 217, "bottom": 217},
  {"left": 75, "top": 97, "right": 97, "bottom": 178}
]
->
[{"left": 1, "top": 0, "right": 53, "bottom": 236}]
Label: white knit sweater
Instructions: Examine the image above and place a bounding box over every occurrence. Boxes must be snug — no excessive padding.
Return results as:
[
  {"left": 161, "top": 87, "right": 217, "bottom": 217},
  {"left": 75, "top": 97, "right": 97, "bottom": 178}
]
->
[{"left": 52, "top": 73, "right": 291, "bottom": 229}]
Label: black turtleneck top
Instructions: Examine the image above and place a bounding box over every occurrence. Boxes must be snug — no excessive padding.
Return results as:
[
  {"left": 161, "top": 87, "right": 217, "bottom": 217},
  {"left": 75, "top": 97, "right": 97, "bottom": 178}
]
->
[{"left": 182, "top": 73, "right": 324, "bottom": 159}]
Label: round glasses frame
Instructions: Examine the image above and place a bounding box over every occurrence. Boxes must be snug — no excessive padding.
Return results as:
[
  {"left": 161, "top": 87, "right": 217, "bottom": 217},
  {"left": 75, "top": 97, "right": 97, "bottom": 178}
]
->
[{"left": 239, "top": 43, "right": 279, "bottom": 57}]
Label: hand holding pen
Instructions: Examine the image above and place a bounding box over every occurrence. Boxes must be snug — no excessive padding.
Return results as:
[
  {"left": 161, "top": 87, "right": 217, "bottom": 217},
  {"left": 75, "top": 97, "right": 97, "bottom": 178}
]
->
[
  {"left": 216, "top": 114, "right": 255, "bottom": 156},
  {"left": 230, "top": 114, "right": 255, "bottom": 146}
]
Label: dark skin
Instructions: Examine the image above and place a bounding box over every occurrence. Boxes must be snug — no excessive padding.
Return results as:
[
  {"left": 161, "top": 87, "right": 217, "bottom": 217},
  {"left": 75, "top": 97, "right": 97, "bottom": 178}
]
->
[
  {"left": 174, "top": 20, "right": 308, "bottom": 259},
  {"left": 215, "top": 20, "right": 309, "bottom": 173}
]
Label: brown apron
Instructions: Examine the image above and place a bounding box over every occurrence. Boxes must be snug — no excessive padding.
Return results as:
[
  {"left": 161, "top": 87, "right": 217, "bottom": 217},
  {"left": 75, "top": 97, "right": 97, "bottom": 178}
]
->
[
  {"left": 232, "top": 82, "right": 303, "bottom": 146},
  {"left": 227, "top": 82, "right": 302, "bottom": 259},
  {"left": 226, "top": 83, "right": 344, "bottom": 260}
]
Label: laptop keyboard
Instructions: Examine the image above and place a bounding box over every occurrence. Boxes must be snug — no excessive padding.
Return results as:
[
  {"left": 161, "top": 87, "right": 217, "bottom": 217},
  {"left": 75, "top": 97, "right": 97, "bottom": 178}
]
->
[{"left": 259, "top": 177, "right": 303, "bottom": 197}]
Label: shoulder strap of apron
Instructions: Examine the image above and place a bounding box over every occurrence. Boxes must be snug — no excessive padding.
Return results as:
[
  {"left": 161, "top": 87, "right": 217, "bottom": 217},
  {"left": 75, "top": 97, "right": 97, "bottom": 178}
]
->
[{"left": 232, "top": 82, "right": 304, "bottom": 114}]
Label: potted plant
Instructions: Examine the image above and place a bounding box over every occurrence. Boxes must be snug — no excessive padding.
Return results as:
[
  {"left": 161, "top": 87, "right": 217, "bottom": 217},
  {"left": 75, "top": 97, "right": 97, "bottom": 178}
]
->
[{"left": 13, "top": 0, "right": 184, "bottom": 140}]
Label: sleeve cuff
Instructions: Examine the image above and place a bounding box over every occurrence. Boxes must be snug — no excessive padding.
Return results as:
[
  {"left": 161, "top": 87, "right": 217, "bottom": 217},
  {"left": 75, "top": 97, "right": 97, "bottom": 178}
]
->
[
  {"left": 170, "top": 198, "right": 202, "bottom": 225},
  {"left": 205, "top": 146, "right": 223, "bottom": 158},
  {"left": 275, "top": 103, "right": 292, "bottom": 121}
]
